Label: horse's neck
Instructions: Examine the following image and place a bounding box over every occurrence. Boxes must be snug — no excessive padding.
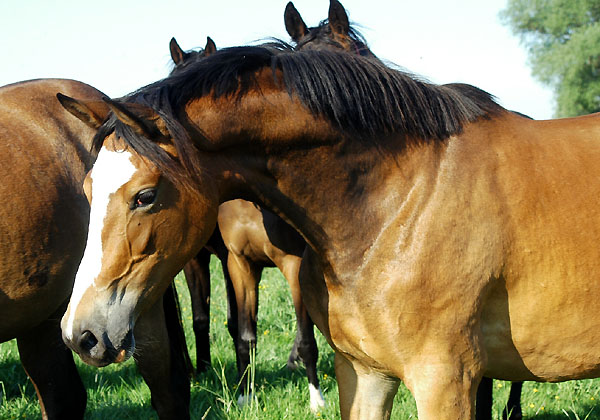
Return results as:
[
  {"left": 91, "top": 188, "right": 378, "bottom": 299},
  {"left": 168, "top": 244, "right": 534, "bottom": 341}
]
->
[
  {"left": 215, "top": 134, "right": 445, "bottom": 283},
  {"left": 192, "top": 89, "right": 448, "bottom": 281}
]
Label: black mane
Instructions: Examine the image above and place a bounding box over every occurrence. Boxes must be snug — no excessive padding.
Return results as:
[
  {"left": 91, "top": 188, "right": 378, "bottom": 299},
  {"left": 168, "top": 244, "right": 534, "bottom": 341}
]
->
[
  {"left": 93, "top": 42, "right": 505, "bottom": 189},
  {"left": 107, "top": 42, "right": 502, "bottom": 143}
]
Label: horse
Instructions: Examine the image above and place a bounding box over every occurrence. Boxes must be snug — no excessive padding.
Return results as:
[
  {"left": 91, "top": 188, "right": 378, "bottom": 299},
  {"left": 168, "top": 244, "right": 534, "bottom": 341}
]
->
[
  {"left": 58, "top": 29, "right": 584, "bottom": 420},
  {"left": 0, "top": 78, "right": 191, "bottom": 420}
]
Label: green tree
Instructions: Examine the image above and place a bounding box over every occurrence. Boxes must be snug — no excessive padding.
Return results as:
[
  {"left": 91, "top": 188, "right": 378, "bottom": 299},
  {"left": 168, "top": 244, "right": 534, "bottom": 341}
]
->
[{"left": 501, "top": 0, "right": 600, "bottom": 117}]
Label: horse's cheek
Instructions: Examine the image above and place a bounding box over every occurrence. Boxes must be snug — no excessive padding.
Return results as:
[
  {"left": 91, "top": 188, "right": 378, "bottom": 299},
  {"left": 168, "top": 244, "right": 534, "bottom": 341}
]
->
[{"left": 128, "top": 217, "right": 153, "bottom": 258}]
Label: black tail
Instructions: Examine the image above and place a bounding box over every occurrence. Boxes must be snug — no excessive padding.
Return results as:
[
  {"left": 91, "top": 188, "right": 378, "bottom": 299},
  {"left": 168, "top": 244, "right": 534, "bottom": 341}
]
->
[{"left": 163, "top": 281, "right": 194, "bottom": 378}]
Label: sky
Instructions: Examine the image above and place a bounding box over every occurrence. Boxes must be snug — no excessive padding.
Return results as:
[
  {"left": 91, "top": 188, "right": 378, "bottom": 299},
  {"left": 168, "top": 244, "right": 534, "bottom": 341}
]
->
[{"left": 0, "top": 0, "right": 554, "bottom": 120}]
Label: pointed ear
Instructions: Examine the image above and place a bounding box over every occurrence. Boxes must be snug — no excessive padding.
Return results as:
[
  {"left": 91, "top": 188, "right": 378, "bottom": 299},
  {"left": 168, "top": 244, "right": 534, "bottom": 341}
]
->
[
  {"left": 169, "top": 37, "right": 188, "bottom": 65},
  {"left": 284, "top": 2, "right": 308, "bottom": 42},
  {"left": 329, "top": 0, "right": 349, "bottom": 36},
  {"left": 102, "top": 97, "right": 161, "bottom": 139},
  {"left": 205, "top": 36, "right": 217, "bottom": 56},
  {"left": 57, "top": 93, "right": 109, "bottom": 129}
]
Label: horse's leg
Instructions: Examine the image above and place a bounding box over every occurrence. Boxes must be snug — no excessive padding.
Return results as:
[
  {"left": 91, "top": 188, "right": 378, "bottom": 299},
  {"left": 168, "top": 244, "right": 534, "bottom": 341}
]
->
[
  {"left": 16, "top": 301, "right": 86, "bottom": 420},
  {"left": 203, "top": 229, "right": 238, "bottom": 346},
  {"left": 475, "top": 377, "right": 493, "bottom": 420},
  {"left": 279, "top": 255, "right": 307, "bottom": 369},
  {"left": 227, "top": 252, "right": 261, "bottom": 405},
  {"left": 279, "top": 255, "right": 325, "bottom": 412},
  {"left": 404, "top": 352, "right": 482, "bottom": 420},
  {"left": 134, "top": 285, "right": 191, "bottom": 420},
  {"left": 222, "top": 258, "right": 239, "bottom": 350},
  {"left": 335, "top": 351, "right": 399, "bottom": 420},
  {"left": 182, "top": 248, "right": 212, "bottom": 373},
  {"left": 503, "top": 382, "right": 523, "bottom": 420}
]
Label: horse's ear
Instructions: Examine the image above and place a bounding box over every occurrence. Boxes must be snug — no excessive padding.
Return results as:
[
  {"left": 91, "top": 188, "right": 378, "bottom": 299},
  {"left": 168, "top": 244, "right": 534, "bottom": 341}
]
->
[
  {"left": 169, "top": 37, "right": 188, "bottom": 65},
  {"left": 205, "top": 36, "right": 217, "bottom": 56},
  {"left": 57, "top": 93, "right": 109, "bottom": 129},
  {"left": 102, "top": 97, "right": 159, "bottom": 139},
  {"left": 284, "top": 2, "right": 308, "bottom": 42},
  {"left": 328, "top": 0, "right": 349, "bottom": 36}
]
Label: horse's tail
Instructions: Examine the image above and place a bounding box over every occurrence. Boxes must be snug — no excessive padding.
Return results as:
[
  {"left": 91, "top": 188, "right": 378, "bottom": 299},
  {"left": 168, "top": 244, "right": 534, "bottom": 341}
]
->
[{"left": 163, "top": 281, "right": 194, "bottom": 378}]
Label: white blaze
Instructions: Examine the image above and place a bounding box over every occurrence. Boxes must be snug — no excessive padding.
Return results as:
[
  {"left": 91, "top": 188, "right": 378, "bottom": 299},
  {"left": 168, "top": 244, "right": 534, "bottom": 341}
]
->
[{"left": 64, "top": 147, "right": 137, "bottom": 340}]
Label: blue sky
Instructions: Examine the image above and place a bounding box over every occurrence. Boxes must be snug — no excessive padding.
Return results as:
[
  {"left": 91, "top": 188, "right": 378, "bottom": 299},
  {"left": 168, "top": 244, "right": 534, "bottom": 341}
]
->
[{"left": 1, "top": 0, "right": 554, "bottom": 119}]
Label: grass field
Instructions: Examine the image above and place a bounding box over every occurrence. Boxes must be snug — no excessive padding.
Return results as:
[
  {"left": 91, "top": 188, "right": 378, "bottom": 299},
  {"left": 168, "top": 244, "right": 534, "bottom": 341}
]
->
[{"left": 1, "top": 256, "right": 600, "bottom": 419}]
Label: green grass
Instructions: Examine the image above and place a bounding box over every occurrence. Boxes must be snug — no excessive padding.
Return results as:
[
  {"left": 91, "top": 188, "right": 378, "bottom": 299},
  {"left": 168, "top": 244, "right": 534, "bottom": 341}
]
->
[{"left": 1, "top": 256, "right": 600, "bottom": 419}]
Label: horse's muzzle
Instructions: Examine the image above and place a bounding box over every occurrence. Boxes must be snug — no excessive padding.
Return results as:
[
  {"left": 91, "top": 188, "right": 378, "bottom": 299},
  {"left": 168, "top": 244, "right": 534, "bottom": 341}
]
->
[{"left": 63, "top": 326, "right": 135, "bottom": 367}]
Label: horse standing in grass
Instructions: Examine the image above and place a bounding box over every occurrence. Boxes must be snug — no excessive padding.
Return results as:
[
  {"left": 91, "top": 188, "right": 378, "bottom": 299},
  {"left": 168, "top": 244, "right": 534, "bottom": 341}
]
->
[
  {"left": 59, "top": 43, "right": 600, "bottom": 419},
  {"left": 0, "top": 78, "right": 191, "bottom": 420}
]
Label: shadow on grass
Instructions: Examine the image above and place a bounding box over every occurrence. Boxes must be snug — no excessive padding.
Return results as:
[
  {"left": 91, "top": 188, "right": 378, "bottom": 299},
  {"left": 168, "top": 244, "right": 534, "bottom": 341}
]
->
[
  {"left": 0, "top": 359, "right": 33, "bottom": 400},
  {"left": 5, "top": 353, "right": 600, "bottom": 420},
  {"left": 1, "top": 341, "right": 334, "bottom": 416},
  {"left": 523, "top": 404, "right": 598, "bottom": 420}
]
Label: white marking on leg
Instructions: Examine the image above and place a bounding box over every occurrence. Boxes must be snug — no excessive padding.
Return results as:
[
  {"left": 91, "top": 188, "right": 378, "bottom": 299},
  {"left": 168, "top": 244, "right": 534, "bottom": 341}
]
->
[
  {"left": 64, "top": 147, "right": 137, "bottom": 340},
  {"left": 309, "top": 383, "right": 326, "bottom": 412},
  {"left": 237, "top": 392, "right": 253, "bottom": 407}
]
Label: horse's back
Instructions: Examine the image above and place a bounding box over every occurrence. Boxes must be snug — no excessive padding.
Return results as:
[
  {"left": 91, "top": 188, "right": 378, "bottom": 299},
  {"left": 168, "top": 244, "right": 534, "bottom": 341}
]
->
[
  {"left": 0, "top": 79, "right": 105, "bottom": 341},
  {"left": 0, "top": 78, "right": 103, "bottom": 156}
]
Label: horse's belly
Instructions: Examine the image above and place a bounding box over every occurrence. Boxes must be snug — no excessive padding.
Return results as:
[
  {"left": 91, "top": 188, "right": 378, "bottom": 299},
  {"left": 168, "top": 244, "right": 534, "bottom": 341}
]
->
[{"left": 482, "top": 277, "right": 600, "bottom": 381}]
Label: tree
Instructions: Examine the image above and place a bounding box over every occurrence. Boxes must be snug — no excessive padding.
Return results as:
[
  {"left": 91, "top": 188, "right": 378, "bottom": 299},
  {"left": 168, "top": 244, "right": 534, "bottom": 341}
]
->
[{"left": 501, "top": 0, "right": 600, "bottom": 117}]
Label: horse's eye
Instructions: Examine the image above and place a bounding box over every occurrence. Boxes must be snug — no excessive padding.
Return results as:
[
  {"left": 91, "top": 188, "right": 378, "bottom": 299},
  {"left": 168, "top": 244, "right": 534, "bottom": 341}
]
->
[{"left": 133, "top": 189, "right": 157, "bottom": 209}]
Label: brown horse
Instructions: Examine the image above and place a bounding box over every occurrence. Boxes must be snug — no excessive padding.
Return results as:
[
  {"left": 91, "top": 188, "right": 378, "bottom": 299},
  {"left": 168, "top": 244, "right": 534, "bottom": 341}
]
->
[
  {"left": 59, "top": 30, "right": 581, "bottom": 420},
  {"left": 0, "top": 78, "right": 190, "bottom": 420}
]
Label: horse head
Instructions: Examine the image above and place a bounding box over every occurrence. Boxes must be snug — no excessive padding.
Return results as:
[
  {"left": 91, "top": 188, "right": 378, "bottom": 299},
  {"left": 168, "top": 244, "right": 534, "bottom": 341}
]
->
[
  {"left": 169, "top": 36, "right": 217, "bottom": 74},
  {"left": 59, "top": 98, "right": 218, "bottom": 366},
  {"left": 284, "top": 0, "right": 375, "bottom": 58}
]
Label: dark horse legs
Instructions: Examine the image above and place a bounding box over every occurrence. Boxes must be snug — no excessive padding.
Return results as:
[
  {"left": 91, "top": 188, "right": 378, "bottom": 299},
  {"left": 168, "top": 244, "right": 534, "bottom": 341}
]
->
[
  {"left": 226, "top": 253, "right": 261, "bottom": 402},
  {"left": 226, "top": 252, "right": 324, "bottom": 409},
  {"left": 183, "top": 248, "right": 212, "bottom": 373},
  {"left": 17, "top": 301, "right": 86, "bottom": 420},
  {"left": 281, "top": 254, "right": 324, "bottom": 410},
  {"left": 182, "top": 247, "right": 254, "bottom": 399},
  {"left": 182, "top": 230, "right": 232, "bottom": 374},
  {"left": 504, "top": 381, "right": 523, "bottom": 420},
  {"left": 476, "top": 378, "right": 523, "bottom": 420},
  {"left": 182, "top": 228, "right": 323, "bottom": 409}
]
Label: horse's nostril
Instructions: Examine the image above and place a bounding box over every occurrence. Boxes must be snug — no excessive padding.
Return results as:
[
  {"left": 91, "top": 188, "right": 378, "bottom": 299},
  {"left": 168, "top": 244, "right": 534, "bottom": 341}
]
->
[{"left": 79, "top": 330, "right": 98, "bottom": 353}]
